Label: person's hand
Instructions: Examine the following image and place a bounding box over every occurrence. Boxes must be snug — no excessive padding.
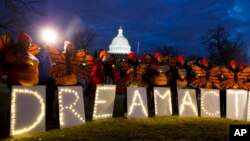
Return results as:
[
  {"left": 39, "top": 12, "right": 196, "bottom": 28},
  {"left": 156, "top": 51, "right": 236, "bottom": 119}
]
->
[
  {"left": 26, "top": 61, "right": 34, "bottom": 67},
  {"left": 126, "top": 68, "right": 134, "bottom": 74}
]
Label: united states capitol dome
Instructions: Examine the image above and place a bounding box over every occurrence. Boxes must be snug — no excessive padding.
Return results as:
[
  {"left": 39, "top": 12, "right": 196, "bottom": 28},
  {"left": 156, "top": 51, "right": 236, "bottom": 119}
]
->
[{"left": 108, "top": 26, "right": 131, "bottom": 54}]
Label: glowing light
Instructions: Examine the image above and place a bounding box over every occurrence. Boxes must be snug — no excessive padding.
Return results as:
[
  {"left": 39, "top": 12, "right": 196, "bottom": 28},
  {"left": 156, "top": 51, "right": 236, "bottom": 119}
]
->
[
  {"left": 154, "top": 88, "right": 172, "bottom": 116},
  {"left": 179, "top": 91, "right": 198, "bottom": 116},
  {"left": 93, "top": 85, "right": 116, "bottom": 119},
  {"left": 200, "top": 90, "right": 220, "bottom": 117},
  {"left": 128, "top": 90, "right": 148, "bottom": 117},
  {"left": 226, "top": 89, "right": 248, "bottom": 120},
  {"left": 41, "top": 28, "right": 57, "bottom": 44},
  {"left": 236, "top": 92, "right": 239, "bottom": 117},
  {"left": 58, "top": 87, "right": 85, "bottom": 128},
  {"left": 11, "top": 88, "right": 45, "bottom": 136},
  {"left": 247, "top": 92, "right": 250, "bottom": 121},
  {"left": 227, "top": 90, "right": 246, "bottom": 119}
]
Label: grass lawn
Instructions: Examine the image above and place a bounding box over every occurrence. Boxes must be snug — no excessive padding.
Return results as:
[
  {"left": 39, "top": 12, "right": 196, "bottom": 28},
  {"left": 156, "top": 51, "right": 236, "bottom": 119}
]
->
[{"left": 4, "top": 116, "right": 250, "bottom": 141}]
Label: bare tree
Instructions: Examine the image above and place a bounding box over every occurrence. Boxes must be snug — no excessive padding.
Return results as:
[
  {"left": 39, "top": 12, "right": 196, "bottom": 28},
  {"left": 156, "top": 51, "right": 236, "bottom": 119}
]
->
[
  {"left": 228, "top": 34, "right": 248, "bottom": 62},
  {"left": 203, "top": 25, "right": 247, "bottom": 66},
  {"left": 0, "top": 0, "right": 46, "bottom": 34},
  {"left": 186, "top": 55, "right": 201, "bottom": 62},
  {"left": 72, "top": 28, "right": 96, "bottom": 51},
  {"left": 156, "top": 45, "right": 181, "bottom": 57}
]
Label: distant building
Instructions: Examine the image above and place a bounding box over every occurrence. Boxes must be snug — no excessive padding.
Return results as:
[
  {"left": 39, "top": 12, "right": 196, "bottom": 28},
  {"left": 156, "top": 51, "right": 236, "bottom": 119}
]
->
[{"left": 108, "top": 26, "right": 131, "bottom": 59}]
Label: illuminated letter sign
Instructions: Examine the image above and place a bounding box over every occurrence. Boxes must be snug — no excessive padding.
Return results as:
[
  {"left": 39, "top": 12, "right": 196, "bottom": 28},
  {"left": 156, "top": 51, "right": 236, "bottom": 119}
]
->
[
  {"left": 226, "top": 89, "right": 248, "bottom": 120},
  {"left": 200, "top": 89, "right": 220, "bottom": 117},
  {"left": 10, "top": 86, "right": 46, "bottom": 136},
  {"left": 58, "top": 86, "right": 85, "bottom": 128},
  {"left": 93, "top": 84, "right": 116, "bottom": 120},
  {"left": 247, "top": 92, "right": 250, "bottom": 121},
  {"left": 127, "top": 87, "right": 148, "bottom": 118},
  {"left": 178, "top": 89, "right": 198, "bottom": 117},
  {"left": 153, "top": 87, "right": 172, "bottom": 116}
]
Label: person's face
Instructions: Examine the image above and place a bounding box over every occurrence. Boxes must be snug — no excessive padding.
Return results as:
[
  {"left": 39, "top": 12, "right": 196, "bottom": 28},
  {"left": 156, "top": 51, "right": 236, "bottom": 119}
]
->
[
  {"left": 65, "top": 44, "right": 74, "bottom": 54},
  {"left": 181, "top": 60, "right": 185, "bottom": 65},
  {"left": 131, "top": 57, "right": 137, "bottom": 62},
  {"left": 231, "top": 64, "right": 237, "bottom": 70},
  {"left": 203, "top": 62, "right": 209, "bottom": 67},
  {"left": 102, "top": 54, "right": 110, "bottom": 62},
  {"left": 157, "top": 55, "right": 163, "bottom": 63},
  {"left": 17, "top": 41, "right": 31, "bottom": 52},
  {"left": 239, "top": 65, "right": 245, "bottom": 70}
]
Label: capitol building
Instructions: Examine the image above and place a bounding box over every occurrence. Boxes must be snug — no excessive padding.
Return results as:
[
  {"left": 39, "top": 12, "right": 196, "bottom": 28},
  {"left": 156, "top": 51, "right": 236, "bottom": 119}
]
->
[{"left": 108, "top": 26, "right": 132, "bottom": 59}]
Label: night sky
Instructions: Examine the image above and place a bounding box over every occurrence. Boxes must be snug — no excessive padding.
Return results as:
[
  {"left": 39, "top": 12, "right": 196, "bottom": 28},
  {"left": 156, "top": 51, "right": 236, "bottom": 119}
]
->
[{"left": 31, "top": 0, "right": 250, "bottom": 57}]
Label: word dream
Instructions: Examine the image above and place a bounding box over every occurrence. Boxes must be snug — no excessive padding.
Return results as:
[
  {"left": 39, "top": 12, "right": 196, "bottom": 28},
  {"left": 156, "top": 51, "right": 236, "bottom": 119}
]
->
[{"left": 8, "top": 85, "right": 250, "bottom": 136}]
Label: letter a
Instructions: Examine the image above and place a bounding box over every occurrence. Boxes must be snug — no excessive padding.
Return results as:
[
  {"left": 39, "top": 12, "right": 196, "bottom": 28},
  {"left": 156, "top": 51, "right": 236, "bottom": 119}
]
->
[
  {"left": 179, "top": 91, "right": 198, "bottom": 116},
  {"left": 234, "top": 129, "right": 241, "bottom": 136},
  {"left": 128, "top": 90, "right": 148, "bottom": 117}
]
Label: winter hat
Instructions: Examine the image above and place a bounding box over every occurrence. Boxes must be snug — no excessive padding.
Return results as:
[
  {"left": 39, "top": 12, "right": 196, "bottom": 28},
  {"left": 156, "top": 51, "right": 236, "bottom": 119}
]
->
[
  {"left": 229, "top": 59, "right": 237, "bottom": 67},
  {"left": 17, "top": 32, "right": 32, "bottom": 44},
  {"left": 239, "top": 62, "right": 246, "bottom": 68},
  {"left": 128, "top": 52, "right": 136, "bottom": 59},
  {"left": 201, "top": 58, "right": 209, "bottom": 65},
  {"left": 175, "top": 55, "right": 185, "bottom": 63},
  {"left": 154, "top": 52, "right": 161, "bottom": 60},
  {"left": 99, "top": 50, "right": 108, "bottom": 58}
]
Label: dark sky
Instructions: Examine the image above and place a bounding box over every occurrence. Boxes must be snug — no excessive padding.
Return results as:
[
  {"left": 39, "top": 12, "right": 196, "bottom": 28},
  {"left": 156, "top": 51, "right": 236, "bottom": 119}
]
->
[{"left": 31, "top": 0, "right": 250, "bottom": 57}]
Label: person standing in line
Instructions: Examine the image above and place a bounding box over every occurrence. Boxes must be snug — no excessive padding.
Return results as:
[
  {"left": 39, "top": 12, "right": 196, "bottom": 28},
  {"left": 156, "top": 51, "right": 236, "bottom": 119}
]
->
[
  {"left": 90, "top": 50, "right": 112, "bottom": 94},
  {"left": 4, "top": 32, "right": 39, "bottom": 88},
  {"left": 148, "top": 52, "right": 172, "bottom": 112}
]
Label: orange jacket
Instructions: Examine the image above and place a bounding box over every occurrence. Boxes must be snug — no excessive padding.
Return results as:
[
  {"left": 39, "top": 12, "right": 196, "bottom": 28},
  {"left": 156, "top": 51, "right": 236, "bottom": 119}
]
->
[{"left": 4, "top": 51, "right": 39, "bottom": 86}]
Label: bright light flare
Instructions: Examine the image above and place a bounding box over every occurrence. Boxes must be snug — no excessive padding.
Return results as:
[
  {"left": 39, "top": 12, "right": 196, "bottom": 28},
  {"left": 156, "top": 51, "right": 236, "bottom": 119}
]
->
[{"left": 41, "top": 28, "right": 57, "bottom": 44}]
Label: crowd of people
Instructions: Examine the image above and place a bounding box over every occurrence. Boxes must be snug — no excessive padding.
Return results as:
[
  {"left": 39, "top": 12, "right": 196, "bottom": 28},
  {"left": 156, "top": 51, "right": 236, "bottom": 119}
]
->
[
  {"left": 1, "top": 32, "right": 250, "bottom": 120},
  {"left": 1, "top": 32, "right": 249, "bottom": 90}
]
